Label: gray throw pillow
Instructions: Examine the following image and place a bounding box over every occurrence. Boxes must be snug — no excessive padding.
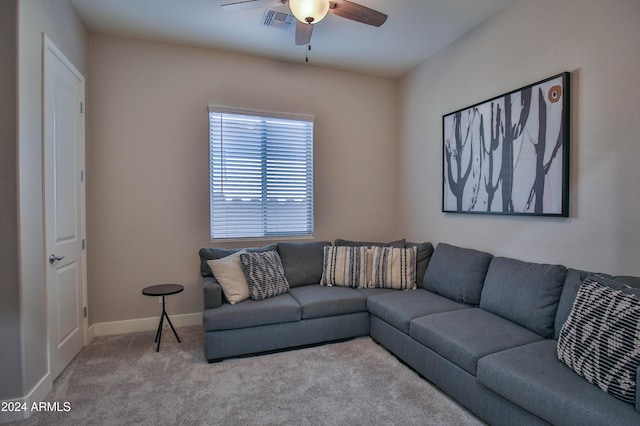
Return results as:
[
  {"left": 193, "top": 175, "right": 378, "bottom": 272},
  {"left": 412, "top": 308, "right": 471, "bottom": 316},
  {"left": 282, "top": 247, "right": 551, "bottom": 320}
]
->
[
  {"left": 423, "top": 243, "right": 493, "bottom": 305},
  {"left": 239, "top": 251, "right": 289, "bottom": 301}
]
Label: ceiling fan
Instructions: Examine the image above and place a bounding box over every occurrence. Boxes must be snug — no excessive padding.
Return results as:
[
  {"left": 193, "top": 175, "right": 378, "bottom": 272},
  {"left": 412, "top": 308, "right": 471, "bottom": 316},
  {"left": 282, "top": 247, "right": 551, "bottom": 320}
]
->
[{"left": 221, "top": 0, "right": 388, "bottom": 45}]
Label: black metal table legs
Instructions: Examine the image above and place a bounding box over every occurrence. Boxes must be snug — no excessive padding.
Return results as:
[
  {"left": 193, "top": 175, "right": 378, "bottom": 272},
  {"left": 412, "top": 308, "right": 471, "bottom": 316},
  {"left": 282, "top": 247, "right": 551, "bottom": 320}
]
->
[{"left": 153, "top": 295, "right": 181, "bottom": 352}]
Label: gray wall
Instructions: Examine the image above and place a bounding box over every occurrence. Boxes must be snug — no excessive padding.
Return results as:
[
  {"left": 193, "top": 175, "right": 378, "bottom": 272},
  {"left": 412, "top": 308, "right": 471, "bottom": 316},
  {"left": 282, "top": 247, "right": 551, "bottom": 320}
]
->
[
  {"left": 0, "top": 0, "right": 22, "bottom": 401},
  {"left": 0, "top": 0, "right": 88, "bottom": 405},
  {"left": 399, "top": 0, "right": 640, "bottom": 275},
  {"left": 86, "top": 34, "right": 400, "bottom": 325}
]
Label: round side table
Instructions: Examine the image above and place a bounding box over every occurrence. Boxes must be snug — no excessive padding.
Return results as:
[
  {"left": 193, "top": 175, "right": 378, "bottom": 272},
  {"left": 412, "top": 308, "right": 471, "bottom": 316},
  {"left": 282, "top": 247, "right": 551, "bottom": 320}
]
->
[{"left": 142, "top": 284, "right": 184, "bottom": 352}]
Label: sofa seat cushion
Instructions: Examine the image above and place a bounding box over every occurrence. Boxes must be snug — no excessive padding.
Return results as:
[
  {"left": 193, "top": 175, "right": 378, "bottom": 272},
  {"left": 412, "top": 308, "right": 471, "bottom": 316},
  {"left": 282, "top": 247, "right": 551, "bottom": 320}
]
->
[
  {"left": 410, "top": 308, "right": 543, "bottom": 375},
  {"left": 288, "top": 285, "right": 366, "bottom": 319},
  {"left": 477, "top": 340, "right": 640, "bottom": 426},
  {"left": 356, "top": 288, "right": 397, "bottom": 298},
  {"left": 367, "top": 289, "right": 467, "bottom": 334},
  {"left": 203, "top": 293, "right": 301, "bottom": 331}
]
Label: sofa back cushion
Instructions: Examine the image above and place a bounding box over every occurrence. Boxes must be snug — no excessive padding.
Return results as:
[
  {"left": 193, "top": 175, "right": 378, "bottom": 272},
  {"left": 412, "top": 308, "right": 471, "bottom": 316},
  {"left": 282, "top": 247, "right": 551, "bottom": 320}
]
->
[
  {"left": 334, "top": 238, "right": 405, "bottom": 248},
  {"left": 480, "top": 257, "right": 567, "bottom": 338},
  {"left": 615, "top": 275, "right": 640, "bottom": 288},
  {"left": 423, "top": 243, "right": 493, "bottom": 306},
  {"left": 554, "top": 268, "right": 591, "bottom": 338},
  {"left": 277, "top": 241, "right": 331, "bottom": 287},
  {"left": 405, "top": 242, "right": 434, "bottom": 288}
]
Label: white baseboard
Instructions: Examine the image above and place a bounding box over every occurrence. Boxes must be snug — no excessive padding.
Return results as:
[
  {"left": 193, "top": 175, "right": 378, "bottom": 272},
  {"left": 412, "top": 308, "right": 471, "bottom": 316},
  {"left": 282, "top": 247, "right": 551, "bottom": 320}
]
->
[
  {"left": 0, "top": 373, "right": 51, "bottom": 424},
  {"left": 89, "top": 312, "right": 202, "bottom": 337}
]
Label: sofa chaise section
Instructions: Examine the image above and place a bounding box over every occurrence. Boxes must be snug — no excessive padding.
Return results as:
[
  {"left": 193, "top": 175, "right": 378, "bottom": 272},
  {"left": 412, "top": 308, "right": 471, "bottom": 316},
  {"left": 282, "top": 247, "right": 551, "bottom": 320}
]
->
[
  {"left": 369, "top": 315, "right": 550, "bottom": 426},
  {"left": 477, "top": 339, "right": 640, "bottom": 426},
  {"left": 409, "top": 308, "right": 543, "bottom": 376},
  {"left": 369, "top": 243, "right": 554, "bottom": 425}
]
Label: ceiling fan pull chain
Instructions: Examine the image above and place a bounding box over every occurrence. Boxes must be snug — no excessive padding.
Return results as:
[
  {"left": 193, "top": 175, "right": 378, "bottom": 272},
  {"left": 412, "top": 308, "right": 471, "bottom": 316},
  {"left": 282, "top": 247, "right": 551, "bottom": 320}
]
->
[{"left": 306, "top": 43, "right": 311, "bottom": 63}]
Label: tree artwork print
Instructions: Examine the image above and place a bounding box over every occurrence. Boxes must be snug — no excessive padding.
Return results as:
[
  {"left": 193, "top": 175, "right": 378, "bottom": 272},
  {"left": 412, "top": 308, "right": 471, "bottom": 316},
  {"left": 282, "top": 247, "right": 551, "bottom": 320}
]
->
[{"left": 442, "top": 72, "right": 570, "bottom": 216}]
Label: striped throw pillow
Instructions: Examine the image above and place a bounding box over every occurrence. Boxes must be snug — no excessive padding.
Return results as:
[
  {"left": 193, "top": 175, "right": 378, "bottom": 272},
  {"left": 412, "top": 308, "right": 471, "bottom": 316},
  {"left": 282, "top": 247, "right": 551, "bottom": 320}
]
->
[
  {"left": 370, "top": 246, "right": 417, "bottom": 290},
  {"left": 321, "top": 246, "right": 368, "bottom": 288}
]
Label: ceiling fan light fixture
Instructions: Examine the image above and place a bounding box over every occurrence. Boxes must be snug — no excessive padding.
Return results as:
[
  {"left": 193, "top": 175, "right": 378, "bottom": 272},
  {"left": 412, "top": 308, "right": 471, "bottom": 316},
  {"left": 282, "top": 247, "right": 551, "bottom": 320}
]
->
[{"left": 289, "top": 0, "right": 330, "bottom": 24}]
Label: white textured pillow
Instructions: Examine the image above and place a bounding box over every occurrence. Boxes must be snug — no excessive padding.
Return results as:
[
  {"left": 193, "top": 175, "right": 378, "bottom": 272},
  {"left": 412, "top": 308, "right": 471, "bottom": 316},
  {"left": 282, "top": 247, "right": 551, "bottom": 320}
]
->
[
  {"left": 207, "top": 250, "right": 249, "bottom": 305},
  {"left": 370, "top": 246, "right": 417, "bottom": 290}
]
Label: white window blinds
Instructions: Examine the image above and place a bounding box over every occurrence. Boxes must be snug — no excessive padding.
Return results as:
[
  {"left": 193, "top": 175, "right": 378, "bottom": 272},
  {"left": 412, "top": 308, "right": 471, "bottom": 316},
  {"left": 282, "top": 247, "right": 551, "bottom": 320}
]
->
[{"left": 208, "top": 106, "right": 314, "bottom": 240}]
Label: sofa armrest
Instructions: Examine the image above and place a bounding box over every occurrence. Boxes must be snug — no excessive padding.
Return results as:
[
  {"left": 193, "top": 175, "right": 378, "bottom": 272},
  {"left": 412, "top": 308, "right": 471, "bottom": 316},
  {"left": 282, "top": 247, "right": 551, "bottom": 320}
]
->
[
  {"left": 203, "top": 277, "right": 223, "bottom": 310},
  {"left": 636, "top": 366, "right": 640, "bottom": 413}
]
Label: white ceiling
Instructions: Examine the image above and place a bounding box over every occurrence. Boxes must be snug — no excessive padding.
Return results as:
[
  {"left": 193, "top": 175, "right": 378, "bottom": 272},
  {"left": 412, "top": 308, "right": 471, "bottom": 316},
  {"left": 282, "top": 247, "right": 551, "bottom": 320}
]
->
[{"left": 69, "top": 0, "right": 515, "bottom": 78}]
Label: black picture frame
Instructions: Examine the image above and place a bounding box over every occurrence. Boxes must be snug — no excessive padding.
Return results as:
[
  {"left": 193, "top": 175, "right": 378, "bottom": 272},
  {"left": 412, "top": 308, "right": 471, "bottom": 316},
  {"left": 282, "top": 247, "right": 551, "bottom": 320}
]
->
[{"left": 442, "top": 72, "right": 570, "bottom": 216}]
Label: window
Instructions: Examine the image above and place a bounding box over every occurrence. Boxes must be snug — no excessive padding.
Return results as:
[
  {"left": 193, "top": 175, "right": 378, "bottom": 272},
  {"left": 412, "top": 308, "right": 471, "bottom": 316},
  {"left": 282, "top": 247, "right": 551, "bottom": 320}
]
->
[{"left": 208, "top": 106, "right": 314, "bottom": 240}]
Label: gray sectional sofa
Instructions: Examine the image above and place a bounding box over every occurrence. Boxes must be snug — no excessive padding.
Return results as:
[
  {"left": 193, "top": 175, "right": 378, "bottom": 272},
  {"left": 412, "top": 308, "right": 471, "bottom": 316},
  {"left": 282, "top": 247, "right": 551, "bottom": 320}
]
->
[{"left": 199, "top": 240, "right": 640, "bottom": 426}]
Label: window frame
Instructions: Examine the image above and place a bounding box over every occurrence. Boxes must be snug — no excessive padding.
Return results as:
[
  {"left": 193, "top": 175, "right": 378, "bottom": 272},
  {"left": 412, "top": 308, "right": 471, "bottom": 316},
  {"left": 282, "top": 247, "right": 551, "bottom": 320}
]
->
[{"left": 208, "top": 105, "right": 315, "bottom": 241}]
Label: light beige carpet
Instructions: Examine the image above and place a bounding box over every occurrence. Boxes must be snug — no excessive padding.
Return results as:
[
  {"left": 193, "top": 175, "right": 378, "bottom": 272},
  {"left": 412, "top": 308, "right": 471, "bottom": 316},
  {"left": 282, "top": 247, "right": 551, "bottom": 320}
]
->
[{"left": 14, "top": 326, "right": 484, "bottom": 425}]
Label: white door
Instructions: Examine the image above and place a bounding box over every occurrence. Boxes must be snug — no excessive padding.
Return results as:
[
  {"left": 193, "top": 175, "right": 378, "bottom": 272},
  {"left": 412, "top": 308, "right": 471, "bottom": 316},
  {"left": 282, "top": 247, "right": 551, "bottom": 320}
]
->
[{"left": 43, "top": 34, "right": 87, "bottom": 381}]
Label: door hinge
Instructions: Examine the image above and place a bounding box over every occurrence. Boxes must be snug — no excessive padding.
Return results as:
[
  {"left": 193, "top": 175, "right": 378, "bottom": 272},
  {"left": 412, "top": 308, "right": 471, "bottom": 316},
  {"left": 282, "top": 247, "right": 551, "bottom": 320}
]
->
[
  {"left": 83, "top": 306, "right": 87, "bottom": 318},
  {"left": 80, "top": 170, "right": 84, "bottom": 182},
  {"left": 80, "top": 101, "right": 84, "bottom": 114},
  {"left": 82, "top": 239, "right": 86, "bottom": 250}
]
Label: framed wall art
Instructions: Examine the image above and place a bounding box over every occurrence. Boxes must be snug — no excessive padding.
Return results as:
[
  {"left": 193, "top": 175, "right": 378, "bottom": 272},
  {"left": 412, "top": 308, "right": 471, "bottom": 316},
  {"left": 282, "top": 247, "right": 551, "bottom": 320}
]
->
[{"left": 442, "top": 72, "right": 570, "bottom": 216}]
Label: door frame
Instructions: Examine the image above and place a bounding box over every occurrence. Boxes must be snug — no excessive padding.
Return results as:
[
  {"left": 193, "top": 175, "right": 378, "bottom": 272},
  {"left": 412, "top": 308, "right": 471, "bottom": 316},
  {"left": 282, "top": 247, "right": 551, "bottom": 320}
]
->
[{"left": 42, "top": 33, "right": 88, "bottom": 379}]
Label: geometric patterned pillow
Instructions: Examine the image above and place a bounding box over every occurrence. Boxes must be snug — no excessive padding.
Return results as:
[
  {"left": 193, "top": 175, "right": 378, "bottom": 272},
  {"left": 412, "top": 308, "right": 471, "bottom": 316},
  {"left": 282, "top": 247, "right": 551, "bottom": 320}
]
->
[
  {"left": 239, "top": 251, "right": 289, "bottom": 301},
  {"left": 557, "top": 277, "right": 640, "bottom": 404},
  {"left": 370, "top": 246, "right": 417, "bottom": 290},
  {"left": 320, "top": 246, "right": 368, "bottom": 288}
]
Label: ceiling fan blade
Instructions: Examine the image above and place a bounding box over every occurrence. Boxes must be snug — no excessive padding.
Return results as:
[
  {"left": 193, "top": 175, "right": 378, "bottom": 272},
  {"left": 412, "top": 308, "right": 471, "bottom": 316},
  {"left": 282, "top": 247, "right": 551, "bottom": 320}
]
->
[
  {"left": 295, "top": 21, "right": 313, "bottom": 45},
  {"left": 221, "top": 0, "right": 281, "bottom": 12},
  {"left": 328, "top": 0, "right": 387, "bottom": 27}
]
